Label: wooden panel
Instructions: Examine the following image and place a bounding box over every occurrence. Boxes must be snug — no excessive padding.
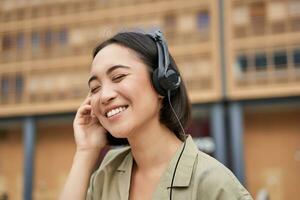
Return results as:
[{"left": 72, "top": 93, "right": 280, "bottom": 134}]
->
[
  {"left": 0, "top": 127, "right": 23, "bottom": 200},
  {"left": 33, "top": 123, "right": 75, "bottom": 199},
  {"left": 244, "top": 109, "right": 300, "bottom": 200}
]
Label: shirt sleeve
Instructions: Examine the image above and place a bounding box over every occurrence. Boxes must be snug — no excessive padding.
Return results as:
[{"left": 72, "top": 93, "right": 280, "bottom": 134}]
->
[
  {"left": 196, "top": 165, "right": 253, "bottom": 200},
  {"left": 214, "top": 177, "right": 254, "bottom": 200}
]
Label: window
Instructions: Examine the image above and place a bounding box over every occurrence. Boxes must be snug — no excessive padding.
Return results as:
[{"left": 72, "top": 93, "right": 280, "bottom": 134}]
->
[
  {"left": 178, "top": 15, "right": 195, "bottom": 32},
  {"left": 268, "top": 1, "right": 286, "bottom": 21},
  {"left": 31, "top": 32, "right": 40, "bottom": 49},
  {"left": 58, "top": 29, "right": 68, "bottom": 45},
  {"left": 88, "top": 0, "right": 96, "bottom": 10},
  {"left": 233, "top": 6, "right": 249, "bottom": 38},
  {"left": 250, "top": 2, "right": 266, "bottom": 35},
  {"left": 1, "top": 76, "right": 10, "bottom": 102},
  {"left": 233, "top": 6, "right": 249, "bottom": 26},
  {"left": 45, "top": 6, "right": 54, "bottom": 16},
  {"left": 2, "top": 35, "right": 12, "bottom": 51},
  {"left": 293, "top": 48, "right": 300, "bottom": 68},
  {"left": 72, "top": 2, "right": 81, "bottom": 12},
  {"left": 164, "top": 13, "right": 177, "bottom": 37},
  {"left": 59, "top": 4, "right": 68, "bottom": 14},
  {"left": 32, "top": 7, "right": 39, "bottom": 18},
  {"left": 15, "top": 74, "right": 24, "bottom": 102},
  {"left": 3, "top": 13, "right": 12, "bottom": 22},
  {"left": 255, "top": 52, "right": 267, "bottom": 70},
  {"left": 250, "top": 2, "right": 266, "bottom": 20},
  {"left": 288, "top": 1, "right": 300, "bottom": 31},
  {"left": 17, "top": 33, "right": 25, "bottom": 49},
  {"left": 164, "top": 13, "right": 176, "bottom": 29},
  {"left": 44, "top": 30, "right": 53, "bottom": 48},
  {"left": 268, "top": 1, "right": 287, "bottom": 33},
  {"left": 288, "top": 0, "right": 300, "bottom": 17},
  {"left": 237, "top": 54, "right": 248, "bottom": 72},
  {"left": 197, "top": 10, "right": 210, "bottom": 31},
  {"left": 16, "top": 9, "right": 25, "bottom": 20},
  {"left": 273, "top": 50, "right": 287, "bottom": 69}
]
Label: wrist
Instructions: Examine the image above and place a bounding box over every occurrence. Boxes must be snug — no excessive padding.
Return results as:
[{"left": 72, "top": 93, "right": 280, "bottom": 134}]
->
[
  {"left": 73, "top": 149, "right": 101, "bottom": 170},
  {"left": 76, "top": 144, "right": 105, "bottom": 154},
  {"left": 75, "top": 148, "right": 101, "bottom": 159}
]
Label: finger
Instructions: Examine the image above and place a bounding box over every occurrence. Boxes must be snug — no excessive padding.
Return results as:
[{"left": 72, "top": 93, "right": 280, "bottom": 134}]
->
[
  {"left": 77, "top": 104, "right": 92, "bottom": 116},
  {"left": 91, "top": 115, "right": 101, "bottom": 125},
  {"left": 80, "top": 95, "right": 92, "bottom": 107},
  {"left": 90, "top": 109, "right": 96, "bottom": 117},
  {"left": 83, "top": 116, "right": 92, "bottom": 124},
  {"left": 77, "top": 116, "right": 91, "bottom": 125}
]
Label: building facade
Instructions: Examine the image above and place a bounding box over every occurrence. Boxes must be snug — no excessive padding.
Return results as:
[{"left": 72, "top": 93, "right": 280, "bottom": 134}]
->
[{"left": 0, "top": 0, "right": 299, "bottom": 199}]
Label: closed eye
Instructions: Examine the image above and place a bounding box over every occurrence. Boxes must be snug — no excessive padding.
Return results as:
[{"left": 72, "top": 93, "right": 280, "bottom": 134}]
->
[
  {"left": 90, "top": 86, "right": 101, "bottom": 94},
  {"left": 112, "top": 74, "right": 127, "bottom": 82}
]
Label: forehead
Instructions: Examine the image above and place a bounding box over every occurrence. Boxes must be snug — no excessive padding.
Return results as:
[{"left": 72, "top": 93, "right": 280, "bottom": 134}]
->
[{"left": 91, "top": 44, "right": 143, "bottom": 74}]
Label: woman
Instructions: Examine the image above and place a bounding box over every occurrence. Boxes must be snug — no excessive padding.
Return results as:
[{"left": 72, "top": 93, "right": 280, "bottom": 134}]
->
[{"left": 60, "top": 30, "right": 253, "bottom": 200}]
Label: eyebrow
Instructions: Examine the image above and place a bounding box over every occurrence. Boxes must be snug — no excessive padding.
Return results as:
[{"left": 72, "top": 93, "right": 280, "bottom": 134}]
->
[{"left": 88, "top": 65, "right": 130, "bottom": 86}]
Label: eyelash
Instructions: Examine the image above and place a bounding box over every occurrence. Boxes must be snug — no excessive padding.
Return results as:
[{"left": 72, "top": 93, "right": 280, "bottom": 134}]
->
[
  {"left": 112, "top": 74, "right": 126, "bottom": 82},
  {"left": 90, "top": 86, "right": 101, "bottom": 94},
  {"left": 90, "top": 74, "right": 127, "bottom": 94}
]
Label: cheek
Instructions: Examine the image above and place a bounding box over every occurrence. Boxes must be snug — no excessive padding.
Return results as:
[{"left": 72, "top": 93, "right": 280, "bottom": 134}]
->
[
  {"left": 122, "top": 76, "right": 160, "bottom": 111},
  {"left": 90, "top": 94, "right": 101, "bottom": 116},
  {"left": 129, "top": 75, "right": 157, "bottom": 97}
]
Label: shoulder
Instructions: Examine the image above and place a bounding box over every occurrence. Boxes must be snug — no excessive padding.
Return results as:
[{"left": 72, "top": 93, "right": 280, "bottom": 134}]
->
[{"left": 193, "top": 151, "right": 253, "bottom": 200}]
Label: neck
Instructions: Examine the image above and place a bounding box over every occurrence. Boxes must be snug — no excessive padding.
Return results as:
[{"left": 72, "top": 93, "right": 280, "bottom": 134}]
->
[{"left": 127, "top": 119, "right": 182, "bottom": 173}]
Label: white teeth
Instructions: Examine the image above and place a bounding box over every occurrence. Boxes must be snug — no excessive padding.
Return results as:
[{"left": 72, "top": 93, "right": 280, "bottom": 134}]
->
[{"left": 106, "top": 106, "right": 127, "bottom": 118}]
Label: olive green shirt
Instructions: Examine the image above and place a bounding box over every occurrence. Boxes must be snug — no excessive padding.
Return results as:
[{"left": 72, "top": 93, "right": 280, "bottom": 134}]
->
[{"left": 86, "top": 135, "right": 253, "bottom": 200}]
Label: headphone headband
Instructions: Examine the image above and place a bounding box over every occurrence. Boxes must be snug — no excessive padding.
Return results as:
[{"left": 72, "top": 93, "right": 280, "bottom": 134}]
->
[{"left": 147, "top": 30, "right": 181, "bottom": 96}]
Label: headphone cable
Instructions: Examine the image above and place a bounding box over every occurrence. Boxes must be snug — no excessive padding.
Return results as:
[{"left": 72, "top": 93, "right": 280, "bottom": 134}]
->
[{"left": 167, "top": 90, "right": 187, "bottom": 200}]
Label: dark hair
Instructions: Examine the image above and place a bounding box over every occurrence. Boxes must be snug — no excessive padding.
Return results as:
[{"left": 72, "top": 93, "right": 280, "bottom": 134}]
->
[{"left": 92, "top": 32, "right": 191, "bottom": 141}]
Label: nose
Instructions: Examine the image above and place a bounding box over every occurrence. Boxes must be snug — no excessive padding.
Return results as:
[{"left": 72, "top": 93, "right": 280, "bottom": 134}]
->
[{"left": 99, "top": 84, "right": 117, "bottom": 105}]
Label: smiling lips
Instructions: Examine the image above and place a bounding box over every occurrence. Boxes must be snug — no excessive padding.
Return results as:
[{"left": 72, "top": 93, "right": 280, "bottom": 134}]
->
[{"left": 106, "top": 106, "right": 128, "bottom": 118}]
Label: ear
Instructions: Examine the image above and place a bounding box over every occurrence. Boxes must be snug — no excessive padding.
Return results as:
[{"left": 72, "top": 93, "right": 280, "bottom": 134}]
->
[{"left": 157, "top": 95, "right": 165, "bottom": 111}]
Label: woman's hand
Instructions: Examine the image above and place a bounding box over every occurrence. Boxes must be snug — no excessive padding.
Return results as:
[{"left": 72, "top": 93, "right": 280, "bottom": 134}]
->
[
  {"left": 73, "top": 94, "right": 107, "bottom": 153},
  {"left": 60, "top": 94, "right": 107, "bottom": 200}
]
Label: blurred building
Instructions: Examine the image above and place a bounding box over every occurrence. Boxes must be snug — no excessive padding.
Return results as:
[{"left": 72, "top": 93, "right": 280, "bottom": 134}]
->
[{"left": 0, "top": 0, "right": 299, "bottom": 199}]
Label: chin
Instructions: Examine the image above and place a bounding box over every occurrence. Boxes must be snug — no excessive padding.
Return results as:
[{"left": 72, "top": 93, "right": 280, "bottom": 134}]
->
[
  {"left": 101, "top": 116, "right": 136, "bottom": 138},
  {"left": 106, "top": 126, "right": 133, "bottom": 139}
]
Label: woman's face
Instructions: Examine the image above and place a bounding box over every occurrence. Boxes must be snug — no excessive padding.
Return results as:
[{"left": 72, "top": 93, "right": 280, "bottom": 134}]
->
[{"left": 89, "top": 44, "right": 162, "bottom": 138}]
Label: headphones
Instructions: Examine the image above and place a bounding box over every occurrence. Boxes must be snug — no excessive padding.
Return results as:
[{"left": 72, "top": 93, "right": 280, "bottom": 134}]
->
[
  {"left": 147, "top": 30, "right": 186, "bottom": 200},
  {"left": 147, "top": 30, "right": 181, "bottom": 96}
]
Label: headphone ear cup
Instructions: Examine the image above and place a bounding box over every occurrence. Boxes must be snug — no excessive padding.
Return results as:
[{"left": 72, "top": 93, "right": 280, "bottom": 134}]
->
[
  {"left": 152, "top": 68, "right": 167, "bottom": 96},
  {"left": 164, "top": 68, "right": 181, "bottom": 91},
  {"left": 152, "top": 68, "right": 181, "bottom": 97}
]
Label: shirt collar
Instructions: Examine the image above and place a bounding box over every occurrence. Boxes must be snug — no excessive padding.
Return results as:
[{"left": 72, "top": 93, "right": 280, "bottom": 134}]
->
[
  {"left": 116, "top": 147, "right": 131, "bottom": 172},
  {"left": 116, "top": 135, "right": 198, "bottom": 188},
  {"left": 162, "top": 135, "right": 198, "bottom": 187}
]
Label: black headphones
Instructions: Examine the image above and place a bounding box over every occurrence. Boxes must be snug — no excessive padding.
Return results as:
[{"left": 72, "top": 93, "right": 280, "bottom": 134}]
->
[
  {"left": 147, "top": 30, "right": 181, "bottom": 96},
  {"left": 147, "top": 30, "right": 186, "bottom": 200}
]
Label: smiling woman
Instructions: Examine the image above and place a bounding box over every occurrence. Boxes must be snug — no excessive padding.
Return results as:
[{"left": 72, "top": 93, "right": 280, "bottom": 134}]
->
[
  {"left": 59, "top": 30, "right": 253, "bottom": 200},
  {"left": 89, "top": 43, "right": 166, "bottom": 141}
]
